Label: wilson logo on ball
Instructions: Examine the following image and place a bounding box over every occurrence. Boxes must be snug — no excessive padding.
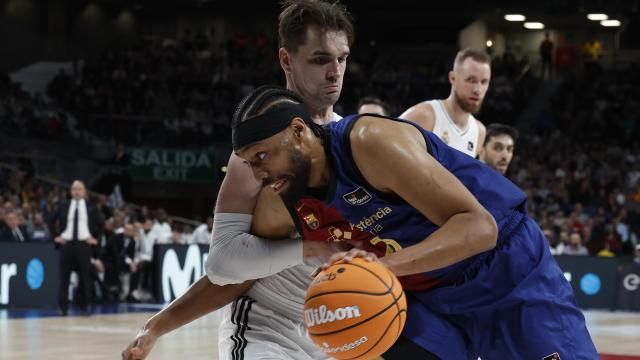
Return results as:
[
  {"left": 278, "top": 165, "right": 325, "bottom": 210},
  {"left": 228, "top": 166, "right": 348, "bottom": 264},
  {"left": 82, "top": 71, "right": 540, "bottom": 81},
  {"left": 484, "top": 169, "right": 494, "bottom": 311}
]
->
[{"left": 304, "top": 305, "right": 362, "bottom": 327}]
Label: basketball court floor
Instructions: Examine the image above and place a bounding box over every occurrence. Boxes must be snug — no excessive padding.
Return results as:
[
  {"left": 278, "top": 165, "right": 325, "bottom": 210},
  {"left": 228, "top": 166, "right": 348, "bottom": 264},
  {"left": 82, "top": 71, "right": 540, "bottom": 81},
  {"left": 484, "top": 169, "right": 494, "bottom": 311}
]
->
[{"left": 1, "top": 304, "right": 639, "bottom": 359}]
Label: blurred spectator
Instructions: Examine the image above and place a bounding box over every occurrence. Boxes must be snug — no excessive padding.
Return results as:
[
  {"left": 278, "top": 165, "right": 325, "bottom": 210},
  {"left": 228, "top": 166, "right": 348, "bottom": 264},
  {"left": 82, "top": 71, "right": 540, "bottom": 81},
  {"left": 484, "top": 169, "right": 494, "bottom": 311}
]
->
[
  {"left": 0, "top": 210, "right": 30, "bottom": 242},
  {"left": 190, "top": 215, "right": 214, "bottom": 245},
  {"left": 539, "top": 32, "right": 554, "bottom": 80},
  {"left": 357, "top": 96, "right": 389, "bottom": 116},
  {"left": 103, "top": 223, "right": 137, "bottom": 300},
  {"left": 150, "top": 208, "right": 172, "bottom": 244},
  {"left": 561, "top": 232, "right": 589, "bottom": 256},
  {"left": 29, "top": 213, "right": 51, "bottom": 242}
]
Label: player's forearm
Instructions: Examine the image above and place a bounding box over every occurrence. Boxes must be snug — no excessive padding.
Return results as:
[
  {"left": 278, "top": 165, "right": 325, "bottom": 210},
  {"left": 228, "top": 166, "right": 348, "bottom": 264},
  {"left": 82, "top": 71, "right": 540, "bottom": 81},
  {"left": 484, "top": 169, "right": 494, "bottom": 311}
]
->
[
  {"left": 144, "top": 276, "right": 254, "bottom": 337},
  {"left": 380, "top": 211, "right": 497, "bottom": 277}
]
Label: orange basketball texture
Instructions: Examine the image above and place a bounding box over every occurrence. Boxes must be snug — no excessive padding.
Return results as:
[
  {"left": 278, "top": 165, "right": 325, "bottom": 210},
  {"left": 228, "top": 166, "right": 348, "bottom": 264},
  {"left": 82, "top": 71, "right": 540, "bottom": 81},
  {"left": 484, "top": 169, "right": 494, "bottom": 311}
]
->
[{"left": 304, "top": 258, "right": 407, "bottom": 360}]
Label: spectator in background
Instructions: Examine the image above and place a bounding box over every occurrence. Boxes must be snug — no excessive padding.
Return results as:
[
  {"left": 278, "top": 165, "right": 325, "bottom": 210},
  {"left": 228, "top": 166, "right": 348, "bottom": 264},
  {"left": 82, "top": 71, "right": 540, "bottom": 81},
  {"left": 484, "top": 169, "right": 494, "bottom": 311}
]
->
[
  {"left": 129, "top": 217, "right": 154, "bottom": 302},
  {"left": 357, "top": 96, "right": 389, "bottom": 116},
  {"left": 50, "top": 180, "right": 104, "bottom": 315},
  {"left": 190, "top": 215, "right": 213, "bottom": 245},
  {"left": 545, "top": 228, "right": 564, "bottom": 255},
  {"left": 0, "top": 210, "right": 30, "bottom": 242},
  {"left": 150, "top": 208, "right": 172, "bottom": 244},
  {"left": 480, "top": 123, "right": 518, "bottom": 175},
  {"left": 29, "top": 213, "right": 51, "bottom": 242},
  {"left": 103, "top": 223, "right": 138, "bottom": 301},
  {"left": 562, "top": 231, "right": 589, "bottom": 256},
  {"left": 539, "top": 32, "right": 554, "bottom": 80}
]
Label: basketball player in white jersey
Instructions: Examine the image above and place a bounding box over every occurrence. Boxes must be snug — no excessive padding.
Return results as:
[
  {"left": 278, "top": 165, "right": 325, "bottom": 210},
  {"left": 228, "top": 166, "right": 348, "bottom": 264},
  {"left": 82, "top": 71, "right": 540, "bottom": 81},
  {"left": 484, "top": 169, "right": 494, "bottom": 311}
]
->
[
  {"left": 122, "top": 1, "right": 351, "bottom": 359},
  {"left": 400, "top": 48, "right": 489, "bottom": 158}
]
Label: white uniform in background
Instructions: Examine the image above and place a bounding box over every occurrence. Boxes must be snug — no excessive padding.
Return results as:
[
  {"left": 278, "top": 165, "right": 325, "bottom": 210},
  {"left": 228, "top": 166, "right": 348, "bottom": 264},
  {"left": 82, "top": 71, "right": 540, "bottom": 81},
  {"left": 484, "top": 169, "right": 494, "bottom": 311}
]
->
[
  {"left": 425, "top": 100, "right": 480, "bottom": 158},
  {"left": 190, "top": 223, "right": 213, "bottom": 245}
]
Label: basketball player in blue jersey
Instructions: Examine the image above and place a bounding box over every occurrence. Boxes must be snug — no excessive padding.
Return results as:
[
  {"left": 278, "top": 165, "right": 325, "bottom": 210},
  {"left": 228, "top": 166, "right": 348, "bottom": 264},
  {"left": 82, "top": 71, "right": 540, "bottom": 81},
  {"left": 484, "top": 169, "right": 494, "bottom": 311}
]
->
[
  {"left": 232, "top": 86, "right": 598, "bottom": 359},
  {"left": 401, "top": 48, "right": 488, "bottom": 158}
]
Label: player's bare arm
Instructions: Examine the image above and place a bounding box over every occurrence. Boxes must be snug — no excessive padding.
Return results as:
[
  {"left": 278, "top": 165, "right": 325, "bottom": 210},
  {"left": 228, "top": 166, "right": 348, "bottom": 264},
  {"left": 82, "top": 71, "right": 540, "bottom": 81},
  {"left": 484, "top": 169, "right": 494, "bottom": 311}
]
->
[
  {"left": 349, "top": 116, "right": 498, "bottom": 276},
  {"left": 252, "top": 187, "right": 297, "bottom": 239},
  {"left": 122, "top": 278, "right": 254, "bottom": 360},
  {"left": 399, "top": 102, "right": 436, "bottom": 131}
]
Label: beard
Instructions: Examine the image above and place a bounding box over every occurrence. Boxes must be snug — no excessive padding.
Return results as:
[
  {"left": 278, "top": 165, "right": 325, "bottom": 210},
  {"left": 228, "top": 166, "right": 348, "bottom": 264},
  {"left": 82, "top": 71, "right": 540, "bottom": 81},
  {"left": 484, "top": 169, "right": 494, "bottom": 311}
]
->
[
  {"left": 454, "top": 90, "right": 483, "bottom": 114},
  {"left": 262, "top": 146, "right": 311, "bottom": 208}
]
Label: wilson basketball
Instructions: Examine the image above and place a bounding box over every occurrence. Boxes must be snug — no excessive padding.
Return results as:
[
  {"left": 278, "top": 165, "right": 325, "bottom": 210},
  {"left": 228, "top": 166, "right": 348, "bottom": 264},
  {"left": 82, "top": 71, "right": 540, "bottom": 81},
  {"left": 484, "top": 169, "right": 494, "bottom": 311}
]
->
[{"left": 304, "top": 258, "right": 407, "bottom": 360}]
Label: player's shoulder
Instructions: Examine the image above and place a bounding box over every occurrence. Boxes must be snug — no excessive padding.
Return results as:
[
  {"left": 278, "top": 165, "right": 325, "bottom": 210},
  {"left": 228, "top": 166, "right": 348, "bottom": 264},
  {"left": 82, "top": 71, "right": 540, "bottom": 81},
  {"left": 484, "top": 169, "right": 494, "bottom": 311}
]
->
[
  {"left": 399, "top": 101, "right": 436, "bottom": 130},
  {"left": 400, "top": 101, "right": 435, "bottom": 119},
  {"left": 350, "top": 115, "right": 421, "bottom": 148}
]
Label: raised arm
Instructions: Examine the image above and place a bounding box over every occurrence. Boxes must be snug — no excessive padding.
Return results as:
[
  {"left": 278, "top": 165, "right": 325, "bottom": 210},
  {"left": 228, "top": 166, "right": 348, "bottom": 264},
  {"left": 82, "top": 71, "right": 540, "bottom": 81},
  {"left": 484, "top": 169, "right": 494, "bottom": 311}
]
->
[{"left": 349, "top": 117, "right": 498, "bottom": 276}]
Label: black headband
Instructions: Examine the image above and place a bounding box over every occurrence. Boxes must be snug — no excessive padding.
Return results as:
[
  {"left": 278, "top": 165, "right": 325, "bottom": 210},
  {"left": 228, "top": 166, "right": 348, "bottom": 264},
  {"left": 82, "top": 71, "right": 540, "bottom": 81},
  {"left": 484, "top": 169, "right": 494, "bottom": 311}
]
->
[{"left": 232, "top": 103, "right": 311, "bottom": 150}]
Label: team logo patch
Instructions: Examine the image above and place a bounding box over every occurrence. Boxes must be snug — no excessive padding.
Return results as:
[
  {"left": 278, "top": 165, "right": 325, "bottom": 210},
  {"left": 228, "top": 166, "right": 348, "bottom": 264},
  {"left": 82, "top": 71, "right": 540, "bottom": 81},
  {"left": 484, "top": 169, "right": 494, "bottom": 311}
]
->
[
  {"left": 467, "top": 141, "right": 474, "bottom": 151},
  {"left": 303, "top": 213, "right": 319, "bottom": 230},
  {"left": 343, "top": 187, "right": 372, "bottom": 206},
  {"left": 542, "top": 352, "right": 561, "bottom": 360},
  {"left": 442, "top": 130, "right": 450, "bottom": 144}
]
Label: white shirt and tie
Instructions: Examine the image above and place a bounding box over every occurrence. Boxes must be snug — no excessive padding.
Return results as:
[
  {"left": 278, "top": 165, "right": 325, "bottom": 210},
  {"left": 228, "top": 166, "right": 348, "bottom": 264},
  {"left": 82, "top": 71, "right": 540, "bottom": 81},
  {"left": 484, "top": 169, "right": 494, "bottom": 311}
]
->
[{"left": 60, "top": 199, "right": 93, "bottom": 241}]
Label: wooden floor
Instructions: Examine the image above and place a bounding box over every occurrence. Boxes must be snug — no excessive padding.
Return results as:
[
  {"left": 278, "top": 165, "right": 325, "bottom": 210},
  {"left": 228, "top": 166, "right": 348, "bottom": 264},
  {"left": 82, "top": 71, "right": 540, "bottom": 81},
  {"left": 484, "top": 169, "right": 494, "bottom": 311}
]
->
[{"left": 1, "top": 308, "right": 639, "bottom": 359}]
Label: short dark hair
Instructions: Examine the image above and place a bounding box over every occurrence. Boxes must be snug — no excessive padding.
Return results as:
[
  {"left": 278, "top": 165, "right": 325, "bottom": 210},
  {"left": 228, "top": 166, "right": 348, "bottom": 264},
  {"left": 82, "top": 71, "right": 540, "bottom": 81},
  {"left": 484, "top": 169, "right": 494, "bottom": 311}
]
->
[
  {"left": 232, "top": 85, "right": 324, "bottom": 137},
  {"left": 454, "top": 48, "right": 492, "bottom": 68},
  {"left": 357, "top": 96, "right": 389, "bottom": 116},
  {"left": 278, "top": 0, "right": 354, "bottom": 52},
  {"left": 484, "top": 123, "right": 519, "bottom": 146}
]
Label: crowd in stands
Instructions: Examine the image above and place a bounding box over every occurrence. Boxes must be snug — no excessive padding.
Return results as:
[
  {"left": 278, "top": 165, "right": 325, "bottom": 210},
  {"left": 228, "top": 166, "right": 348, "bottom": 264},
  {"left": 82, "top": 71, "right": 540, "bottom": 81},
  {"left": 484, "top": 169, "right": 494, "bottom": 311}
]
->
[
  {"left": 0, "top": 166, "right": 213, "bottom": 303},
  {"left": 509, "top": 64, "right": 640, "bottom": 257}
]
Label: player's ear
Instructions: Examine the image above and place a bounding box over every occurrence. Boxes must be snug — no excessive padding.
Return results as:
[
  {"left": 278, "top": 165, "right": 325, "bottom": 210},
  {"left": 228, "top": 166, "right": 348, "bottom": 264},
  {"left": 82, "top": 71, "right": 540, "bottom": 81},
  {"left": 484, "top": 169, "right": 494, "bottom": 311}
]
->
[
  {"left": 279, "top": 48, "right": 292, "bottom": 73},
  {"left": 290, "top": 117, "right": 306, "bottom": 142},
  {"left": 448, "top": 70, "right": 455, "bottom": 85}
]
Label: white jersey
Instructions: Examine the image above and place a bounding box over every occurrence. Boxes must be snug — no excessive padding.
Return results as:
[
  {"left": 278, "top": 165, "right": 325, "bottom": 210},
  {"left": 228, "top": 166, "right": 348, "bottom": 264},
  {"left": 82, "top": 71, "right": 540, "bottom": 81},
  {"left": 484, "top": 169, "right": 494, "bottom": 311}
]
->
[
  {"left": 218, "top": 112, "right": 342, "bottom": 360},
  {"left": 426, "top": 100, "right": 479, "bottom": 157}
]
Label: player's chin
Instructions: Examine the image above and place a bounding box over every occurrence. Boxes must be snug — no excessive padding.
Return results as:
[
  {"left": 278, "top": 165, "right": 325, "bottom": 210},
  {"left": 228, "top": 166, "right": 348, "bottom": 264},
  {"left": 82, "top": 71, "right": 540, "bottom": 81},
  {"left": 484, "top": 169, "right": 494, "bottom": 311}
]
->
[{"left": 320, "top": 92, "right": 340, "bottom": 104}]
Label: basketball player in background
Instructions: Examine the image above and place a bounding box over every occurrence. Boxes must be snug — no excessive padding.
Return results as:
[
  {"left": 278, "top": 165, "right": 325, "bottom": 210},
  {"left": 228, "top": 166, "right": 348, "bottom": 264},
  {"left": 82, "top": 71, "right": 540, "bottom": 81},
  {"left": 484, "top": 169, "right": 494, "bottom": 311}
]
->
[
  {"left": 400, "top": 48, "right": 488, "bottom": 158},
  {"left": 123, "top": 1, "right": 353, "bottom": 359},
  {"left": 357, "top": 96, "right": 389, "bottom": 116},
  {"left": 231, "top": 86, "right": 598, "bottom": 359},
  {"left": 479, "top": 123, "right": 518, "bottom": 175}
]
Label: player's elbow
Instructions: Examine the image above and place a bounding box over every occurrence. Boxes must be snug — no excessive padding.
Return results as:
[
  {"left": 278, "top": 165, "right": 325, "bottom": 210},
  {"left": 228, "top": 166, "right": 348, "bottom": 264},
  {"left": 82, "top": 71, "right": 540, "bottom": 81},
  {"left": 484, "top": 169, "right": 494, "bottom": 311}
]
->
[
  {"left": 205, "top": 249, "right": 242, "bottom": 286},
  {"left": 473, "top": 211, "right": 498, "bottom": 253}
]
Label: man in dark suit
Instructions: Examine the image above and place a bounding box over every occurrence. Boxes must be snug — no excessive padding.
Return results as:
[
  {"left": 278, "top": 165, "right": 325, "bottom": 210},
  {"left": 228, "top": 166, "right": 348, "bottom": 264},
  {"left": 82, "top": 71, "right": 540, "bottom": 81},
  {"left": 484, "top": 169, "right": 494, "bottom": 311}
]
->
[
  {"left": 0, "top": 211, "right": 31, "bottom": 242},
  {"left": 50, "top": 180, "right": 104, "bottom": 315},
  {"left": 103, "top": 223, "right": 137, "bottom": 300}
]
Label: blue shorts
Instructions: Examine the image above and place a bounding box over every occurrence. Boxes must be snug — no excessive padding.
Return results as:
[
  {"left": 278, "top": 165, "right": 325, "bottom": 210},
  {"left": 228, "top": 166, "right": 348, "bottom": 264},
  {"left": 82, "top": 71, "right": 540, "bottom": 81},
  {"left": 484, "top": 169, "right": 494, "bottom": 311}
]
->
[{"left": 402, "top": 213, "right": 598, "bottom": 359}]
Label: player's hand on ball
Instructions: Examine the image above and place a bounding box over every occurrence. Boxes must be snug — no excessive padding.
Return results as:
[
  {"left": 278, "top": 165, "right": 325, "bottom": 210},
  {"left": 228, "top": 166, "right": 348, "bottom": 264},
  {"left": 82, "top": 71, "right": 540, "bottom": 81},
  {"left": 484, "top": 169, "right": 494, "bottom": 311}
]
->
[
  {"left": 122, "top": 327, "right": 158, "bottom": 360},
  {"left": 312, "top": 248, "right": 379, "bottom": 277}
]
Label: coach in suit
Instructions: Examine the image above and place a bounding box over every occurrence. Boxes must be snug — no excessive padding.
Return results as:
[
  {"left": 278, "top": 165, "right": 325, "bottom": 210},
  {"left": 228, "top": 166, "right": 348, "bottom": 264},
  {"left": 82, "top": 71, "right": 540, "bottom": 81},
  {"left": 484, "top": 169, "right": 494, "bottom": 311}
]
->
[
  {"left": 0, "top": 211, "right": 31, "bottom": 242},
  {"left": 50, "top": 180, "right": 104, "bottom": 315}
]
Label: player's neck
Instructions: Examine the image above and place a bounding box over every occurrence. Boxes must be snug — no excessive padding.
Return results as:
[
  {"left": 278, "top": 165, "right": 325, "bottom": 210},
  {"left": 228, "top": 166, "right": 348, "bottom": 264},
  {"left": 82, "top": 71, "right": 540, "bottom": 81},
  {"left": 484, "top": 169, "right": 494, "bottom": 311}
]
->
[
  {"left": 285, "top": 81, "right": 334, "bottom": 125},
  {"left": 442, "top": 97, "right": 469, "bottom": 128},
  {"left": 309, "top": 138, "right": 332, "bottom": 188},
  {"left": 308, "top": 106, "right": 335, "bottom": 125}
]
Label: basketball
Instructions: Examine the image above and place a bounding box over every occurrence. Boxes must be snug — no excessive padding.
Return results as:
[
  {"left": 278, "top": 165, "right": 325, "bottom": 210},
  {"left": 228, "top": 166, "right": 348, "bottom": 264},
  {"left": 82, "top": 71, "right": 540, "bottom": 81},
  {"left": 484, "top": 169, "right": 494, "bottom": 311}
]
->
[{"left": 304, "top": 258, "right": 407, "bottom": 360}]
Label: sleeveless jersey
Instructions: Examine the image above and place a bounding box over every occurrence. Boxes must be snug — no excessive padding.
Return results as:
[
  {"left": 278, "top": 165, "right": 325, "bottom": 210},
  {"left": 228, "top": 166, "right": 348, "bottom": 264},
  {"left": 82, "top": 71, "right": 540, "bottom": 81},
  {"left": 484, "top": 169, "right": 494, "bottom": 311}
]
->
[
  {"left": 292, "top": 197, "right": 438, "bottom": 291},
  {"left": 314, "top": 114, "right": 527, "bottom": 286},
  {"left": 425, "top": 100, "right": 479, "bottom": 157}
]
